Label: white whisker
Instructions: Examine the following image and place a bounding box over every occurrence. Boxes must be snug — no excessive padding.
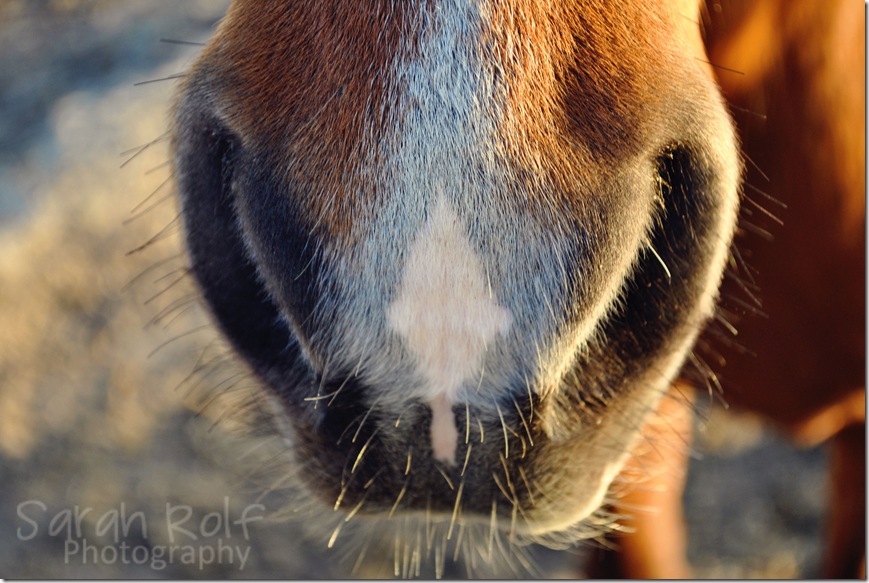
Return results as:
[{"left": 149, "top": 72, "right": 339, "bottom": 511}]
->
[{"left": 448, "top": 480, "right": 464, "bottom": 540}]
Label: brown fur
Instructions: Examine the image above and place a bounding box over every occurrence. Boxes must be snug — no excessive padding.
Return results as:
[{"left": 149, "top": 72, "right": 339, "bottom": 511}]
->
[
  {"left": 199, "top": 1, "right": 708, "bottom": 235},
  {"left": 204, "top": 1, "right": 415, "bottom": 240}
]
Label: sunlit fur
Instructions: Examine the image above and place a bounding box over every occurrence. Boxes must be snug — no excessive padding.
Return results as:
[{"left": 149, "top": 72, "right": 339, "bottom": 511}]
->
[{"left": 169, "top": 0, "right": 741, "bottom": 574}]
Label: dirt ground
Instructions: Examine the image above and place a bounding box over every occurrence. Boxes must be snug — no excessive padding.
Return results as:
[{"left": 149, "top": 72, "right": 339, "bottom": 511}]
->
[{"left": 0, "top": 2, "right": 830, "bottom": 578}]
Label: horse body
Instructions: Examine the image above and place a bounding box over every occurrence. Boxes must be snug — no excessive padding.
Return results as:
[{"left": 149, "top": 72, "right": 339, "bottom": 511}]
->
[{"left": 705, "top": 2, "right": 865, "bottom": 576}]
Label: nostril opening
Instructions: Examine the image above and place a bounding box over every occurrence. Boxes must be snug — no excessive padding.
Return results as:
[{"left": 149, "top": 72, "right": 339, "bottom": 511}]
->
[
  {"left": 654, "top": 143, "right": 691, "bottom": 204},
  {"left": 173, "top": 96, "right": 301, "bottom": 390},
  {"left": 652, "top": 143, "right": 706, "bottom": 250},
  {"left": 601, "top": 141, "right": 721, "bottom": 341}
]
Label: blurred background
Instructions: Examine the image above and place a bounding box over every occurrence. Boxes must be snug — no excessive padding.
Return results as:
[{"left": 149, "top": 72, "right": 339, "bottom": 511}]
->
[{"left": 0, "top": 1, "right": 829, "bottom": 578}]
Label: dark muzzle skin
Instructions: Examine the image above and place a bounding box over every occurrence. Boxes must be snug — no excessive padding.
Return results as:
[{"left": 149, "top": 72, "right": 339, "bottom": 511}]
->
[{"left": 171, "top": 0, "right": 740, "bottom": 542}]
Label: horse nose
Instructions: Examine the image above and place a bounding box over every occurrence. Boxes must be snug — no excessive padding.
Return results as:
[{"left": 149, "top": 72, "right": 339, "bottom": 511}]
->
[{"left": 171, "top": 0, "right": 741, "bottom": 547}]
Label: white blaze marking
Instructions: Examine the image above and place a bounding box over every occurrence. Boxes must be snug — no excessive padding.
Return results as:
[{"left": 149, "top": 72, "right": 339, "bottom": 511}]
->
[{"left": 387, "top": 199, "right": 512, "bottom": 464}]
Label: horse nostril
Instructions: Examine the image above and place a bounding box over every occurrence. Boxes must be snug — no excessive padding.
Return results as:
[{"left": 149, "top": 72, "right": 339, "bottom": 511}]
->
[
  {"left": 654, "top": 144, "right": 691, "bottom": 204},
  {"left": 172, "top": 90, "right": 305, "bottom": 390},
  {"left": 652, "top": 143, "right": 709, "bottom": 265}
]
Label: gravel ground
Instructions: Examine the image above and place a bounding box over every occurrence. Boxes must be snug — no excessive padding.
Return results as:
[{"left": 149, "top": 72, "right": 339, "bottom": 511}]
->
[{"left": 0, "top": 2, "right": 829, "bottom": 579}]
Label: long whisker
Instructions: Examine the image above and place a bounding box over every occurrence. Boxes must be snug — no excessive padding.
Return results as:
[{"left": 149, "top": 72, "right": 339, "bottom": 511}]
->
[
  {"left": 512, "top": 397, "right": 534, "bottom": 447},
  {"left": 448, "top": 480, "right": 464, "bottom": 540},
  {"left": 388, "top": 477, "right": 410, "bottom": 519},
  {"left": 494, "top": 401, "right": 509, "bottom": 459}
]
